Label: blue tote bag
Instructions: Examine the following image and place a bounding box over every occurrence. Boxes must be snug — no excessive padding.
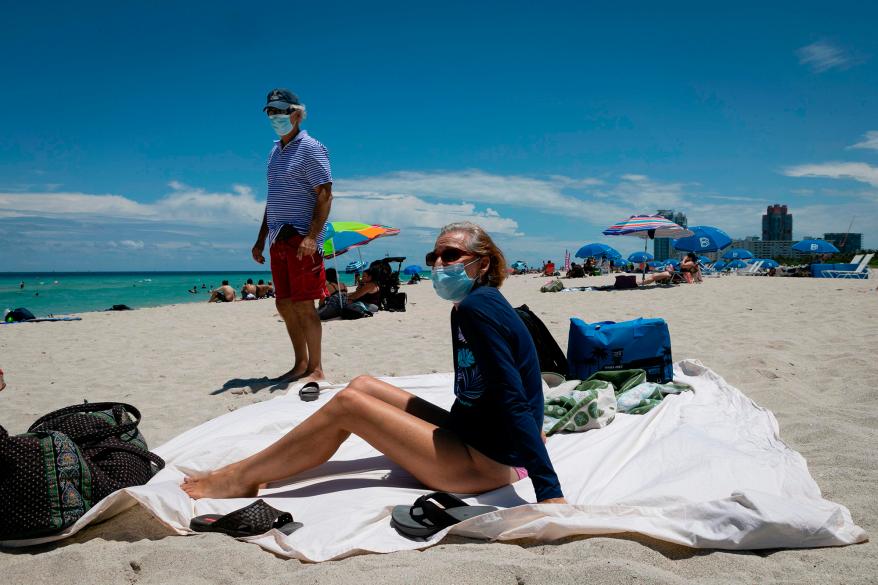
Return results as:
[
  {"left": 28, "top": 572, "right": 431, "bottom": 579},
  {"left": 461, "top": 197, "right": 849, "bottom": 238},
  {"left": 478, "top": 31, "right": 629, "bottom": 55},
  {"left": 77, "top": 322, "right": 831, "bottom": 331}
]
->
[{"left": 567, "top": 317, "right": 674, "bottom": 383}]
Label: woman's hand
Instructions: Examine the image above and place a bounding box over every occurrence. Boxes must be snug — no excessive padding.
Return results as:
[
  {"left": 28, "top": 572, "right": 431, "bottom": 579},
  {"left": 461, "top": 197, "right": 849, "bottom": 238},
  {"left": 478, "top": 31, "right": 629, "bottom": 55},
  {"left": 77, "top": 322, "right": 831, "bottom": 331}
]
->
[{"left": 539, "top": 497, "right": 568, "bottom": 504}]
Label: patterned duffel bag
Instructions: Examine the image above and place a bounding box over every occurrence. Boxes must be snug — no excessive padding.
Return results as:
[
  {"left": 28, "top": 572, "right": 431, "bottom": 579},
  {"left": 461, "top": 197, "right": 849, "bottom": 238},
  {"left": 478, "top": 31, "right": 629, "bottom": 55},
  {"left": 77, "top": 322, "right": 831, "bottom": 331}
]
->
[{"left": 0, "top": 402, "right": 164, "bottom": 540}]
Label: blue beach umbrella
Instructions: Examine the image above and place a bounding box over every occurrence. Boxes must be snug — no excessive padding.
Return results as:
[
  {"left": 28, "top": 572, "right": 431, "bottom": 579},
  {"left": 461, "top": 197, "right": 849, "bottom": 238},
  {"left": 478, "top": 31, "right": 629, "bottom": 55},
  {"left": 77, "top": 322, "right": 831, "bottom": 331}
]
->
[
  {"left": 402, "top": 265, "right": 423, "bottom": 276},
  {"left": 575, "top": 243, "right": 621, "bottom": 260},
  {"left": 697, "top": 255, "right": 711, "bottom": 264},
  {"left": 714, "top": 260, "right": 727, "bottom": 270},
  {"left": 727, "top": 259, "right": 748, "bottom": 269},
  {"left": 628, "top": 251, "right": 653, "bottom": 263},
  {"left": 760, "top": 259, "right": 780, "bottom": 269},
  {"left": 672, "top": 225, "right": 732, "bottom": 253},
  {"left": 722, "top": 248, "right": 754, "bottom": 260},
  {"left": 792, "top": 239, "right": 839, "bottom": 254}
]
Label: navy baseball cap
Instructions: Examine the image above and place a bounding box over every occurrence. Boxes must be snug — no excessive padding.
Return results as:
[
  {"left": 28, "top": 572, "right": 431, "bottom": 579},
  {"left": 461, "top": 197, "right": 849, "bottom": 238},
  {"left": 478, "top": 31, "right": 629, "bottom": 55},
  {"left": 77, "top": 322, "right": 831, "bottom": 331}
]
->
[{"left": 263, "top": 88, "right": 301, "bottom": 112}]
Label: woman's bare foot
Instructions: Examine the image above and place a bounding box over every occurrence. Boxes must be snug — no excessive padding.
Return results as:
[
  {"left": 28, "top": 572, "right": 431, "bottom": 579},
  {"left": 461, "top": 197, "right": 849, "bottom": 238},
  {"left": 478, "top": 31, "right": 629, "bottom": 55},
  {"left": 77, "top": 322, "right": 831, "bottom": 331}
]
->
[
  {"left": 298, "top": 368, "right": 326, "bottom": 385},
  {"left": 181, "top": 469, "right": 260, "bottom": 499}
]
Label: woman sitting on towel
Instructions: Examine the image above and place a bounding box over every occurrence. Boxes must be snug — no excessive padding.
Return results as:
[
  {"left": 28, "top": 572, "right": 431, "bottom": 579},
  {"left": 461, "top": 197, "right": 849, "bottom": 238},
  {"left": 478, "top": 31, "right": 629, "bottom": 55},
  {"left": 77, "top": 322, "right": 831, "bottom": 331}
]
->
[{"left": 182, "top": 222, "right": 566, "bottom": 504}]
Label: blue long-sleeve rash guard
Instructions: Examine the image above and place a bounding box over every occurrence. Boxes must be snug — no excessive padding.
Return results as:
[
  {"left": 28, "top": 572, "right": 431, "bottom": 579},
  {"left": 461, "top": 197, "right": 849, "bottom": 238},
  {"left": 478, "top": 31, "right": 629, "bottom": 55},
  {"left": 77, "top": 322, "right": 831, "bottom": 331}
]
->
[{"left": 446, "top": 285, "right": 563, "bottom": 501}]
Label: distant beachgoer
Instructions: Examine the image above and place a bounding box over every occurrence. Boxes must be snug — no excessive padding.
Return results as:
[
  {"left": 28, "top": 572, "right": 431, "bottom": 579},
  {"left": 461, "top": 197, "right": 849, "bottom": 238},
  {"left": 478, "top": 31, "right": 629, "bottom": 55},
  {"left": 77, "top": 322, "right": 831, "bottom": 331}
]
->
[
  {"left": 318, "top": 268, "right": 348, "bottom": 320},
  {"left": 407, "top": 272, "right": 422, "bottom": 284},
  {"left": 201, "top": 283, "right": 207, "bottom": 289},
  {"left": 208, "top": 280, "right": 236, "bottom": 303},
  {"left": 346, "top": 268, "right": 380, "bottom": 312},
  {"left": 19, "top": 282, "right": 24, "bottom": 289},
  {"left": 188, "top": 285, "right": 198, "bottom": 294},
  {"left": 679, "top": 253, "right": 703, "bottom": 283},
  {"left": 242, "top": 281, "right": 258, "bottom": 300},
  {"left": 182, "top": 222, "right": 566, "bottom": 506},
  {"left": 640, "top": 265, "right": 674, "bottom": 285},
  {"left": 251, "top": 88, "right": 333, "bottom": 383}
]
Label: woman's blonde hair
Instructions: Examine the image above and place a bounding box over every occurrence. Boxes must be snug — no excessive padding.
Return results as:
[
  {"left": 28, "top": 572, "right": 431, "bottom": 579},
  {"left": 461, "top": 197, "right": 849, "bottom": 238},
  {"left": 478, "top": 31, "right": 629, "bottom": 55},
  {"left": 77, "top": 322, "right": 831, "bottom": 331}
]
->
[{"left": 438, "top": 222, "right": 507, "bottom": 287}]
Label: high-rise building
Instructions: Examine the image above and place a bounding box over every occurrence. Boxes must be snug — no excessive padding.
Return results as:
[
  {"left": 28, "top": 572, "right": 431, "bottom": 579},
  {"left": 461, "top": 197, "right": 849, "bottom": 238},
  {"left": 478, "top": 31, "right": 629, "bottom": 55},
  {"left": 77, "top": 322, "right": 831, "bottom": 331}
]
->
[
  {"left": 762, "top": 204, "right": 793, "bottom": 241},
  {"left": 824, "top": 232, "right": 863, "bottom": 254},
  {"left": 653, "top": 209, "right": 688, "bottom": 260}
]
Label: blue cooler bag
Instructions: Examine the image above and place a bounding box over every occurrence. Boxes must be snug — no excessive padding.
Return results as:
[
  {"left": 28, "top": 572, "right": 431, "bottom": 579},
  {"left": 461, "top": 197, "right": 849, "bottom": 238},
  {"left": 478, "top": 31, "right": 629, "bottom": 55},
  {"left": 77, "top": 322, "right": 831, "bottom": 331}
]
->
[{"left": 567, "top": 317, "right": 673, "bottom": 383}]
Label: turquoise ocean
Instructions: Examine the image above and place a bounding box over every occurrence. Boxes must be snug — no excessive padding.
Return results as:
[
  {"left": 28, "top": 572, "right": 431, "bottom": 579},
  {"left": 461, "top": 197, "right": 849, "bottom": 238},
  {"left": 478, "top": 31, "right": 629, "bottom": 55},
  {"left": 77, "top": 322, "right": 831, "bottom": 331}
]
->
[{"left": 0, "top": 270, "right": 381, "bottom": 317}]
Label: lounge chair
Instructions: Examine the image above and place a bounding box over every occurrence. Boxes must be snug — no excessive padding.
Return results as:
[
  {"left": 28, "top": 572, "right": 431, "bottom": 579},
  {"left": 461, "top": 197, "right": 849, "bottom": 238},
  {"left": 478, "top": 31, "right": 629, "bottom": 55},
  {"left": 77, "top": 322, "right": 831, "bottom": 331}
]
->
[
  {"left": 737, "top": 261, "right": 763, "bottom": 276},
  {"left": 848, "top": 254, "right": 864, "bottom": 266},
  {"left": 742, "top": 260, "right": 767, "bottom": 276},
  {"left": 824, "top": 253, "right": 873, "bottom": 279}
]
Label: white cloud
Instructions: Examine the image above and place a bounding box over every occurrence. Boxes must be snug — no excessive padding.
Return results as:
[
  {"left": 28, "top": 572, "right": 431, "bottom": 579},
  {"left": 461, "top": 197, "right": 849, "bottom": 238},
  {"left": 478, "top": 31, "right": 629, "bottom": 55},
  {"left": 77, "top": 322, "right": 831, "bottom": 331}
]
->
[
  {"left": 796, "top": 41, "right": 852, "bottom": 73},
  {"left": 118, "top": 239, "right": 144, "bottom": 250},
  {"left": 849, "top": 131, "right": 878, "bottom": 151},
  {"left": 783, "top": 162, "right": 878, "bottom": 188},
  {"left": 0, "top": 182, "right": 264, "bottom": 224}
]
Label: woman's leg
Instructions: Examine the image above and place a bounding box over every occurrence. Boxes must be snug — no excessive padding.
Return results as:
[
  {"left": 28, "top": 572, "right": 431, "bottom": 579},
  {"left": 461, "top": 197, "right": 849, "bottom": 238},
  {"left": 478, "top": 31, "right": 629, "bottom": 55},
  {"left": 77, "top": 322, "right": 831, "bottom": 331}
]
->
[{"left": 182, "top": 376, "right": 513, "bottom": 499}]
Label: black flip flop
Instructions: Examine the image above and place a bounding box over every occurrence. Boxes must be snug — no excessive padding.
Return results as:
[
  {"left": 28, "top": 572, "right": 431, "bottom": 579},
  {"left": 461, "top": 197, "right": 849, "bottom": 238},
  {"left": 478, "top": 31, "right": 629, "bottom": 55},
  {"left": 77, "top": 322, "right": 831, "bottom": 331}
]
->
[
  {"left": 190, "top": 499, "right": 303, "bottom": 537},
  {"left": 298, "top": 381, "right": 320, "bottom": 402},
  {"left": 390, "top": 492, "right": 498, "bottom": 539}
]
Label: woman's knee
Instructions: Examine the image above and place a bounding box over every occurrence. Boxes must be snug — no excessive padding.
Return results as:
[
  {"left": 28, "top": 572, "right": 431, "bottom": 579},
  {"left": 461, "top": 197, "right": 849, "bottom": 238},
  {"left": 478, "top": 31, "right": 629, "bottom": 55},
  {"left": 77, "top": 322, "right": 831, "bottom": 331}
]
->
[
  {"left": 347, "top": 375, "right": 378, "bottom": 392},
  {"left": 332, "top": 385, "right": 370, "bottom": 415}
]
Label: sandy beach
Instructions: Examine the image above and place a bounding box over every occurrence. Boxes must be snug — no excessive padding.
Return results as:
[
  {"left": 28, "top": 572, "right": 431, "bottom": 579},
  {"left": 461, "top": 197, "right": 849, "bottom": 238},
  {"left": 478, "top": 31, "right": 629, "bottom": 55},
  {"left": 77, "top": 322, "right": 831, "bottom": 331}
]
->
[{"left": 1, "top": 273, "right": 876, "bottom": 584}]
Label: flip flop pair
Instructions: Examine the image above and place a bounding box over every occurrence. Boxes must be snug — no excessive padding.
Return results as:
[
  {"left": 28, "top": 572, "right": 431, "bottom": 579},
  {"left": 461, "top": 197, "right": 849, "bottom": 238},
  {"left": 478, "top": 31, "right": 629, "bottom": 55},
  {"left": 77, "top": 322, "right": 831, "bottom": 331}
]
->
[
  {"left": 390, "top": 492, "right": 498, "bottom": 539},
  {"left": 190, "top": 499, "right": 302, "bottom": 538}
]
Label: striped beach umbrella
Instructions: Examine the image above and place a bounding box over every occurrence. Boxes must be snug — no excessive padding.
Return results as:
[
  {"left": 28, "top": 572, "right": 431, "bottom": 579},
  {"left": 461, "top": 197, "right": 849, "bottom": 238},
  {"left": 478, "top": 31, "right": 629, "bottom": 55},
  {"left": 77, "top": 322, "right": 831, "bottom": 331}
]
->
[
  {"left": 323, "top": 222, "right": 400, "bottom": 259},
  {"left": 603, "top": 215, "right": 692, "bottom": 280},
  {"left": 603, "top": 215, "right": 693, "bottom": 239}
]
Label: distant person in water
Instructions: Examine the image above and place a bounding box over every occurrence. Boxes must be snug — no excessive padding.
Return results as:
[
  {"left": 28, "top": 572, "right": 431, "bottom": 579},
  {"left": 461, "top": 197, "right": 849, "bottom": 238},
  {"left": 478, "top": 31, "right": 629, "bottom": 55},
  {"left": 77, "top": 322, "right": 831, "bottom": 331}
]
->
[
  {"left": 188, "top": 285, "right": 198, "bottom": 294},
  {"left": 201, "top": 283, "right": 207, "bottom": 289},
  {"left": 208, "top": 280, "right": 236, "bottom": 303},
  {"left": 19, "top": 282, "right": 24, "bottom": 289}
]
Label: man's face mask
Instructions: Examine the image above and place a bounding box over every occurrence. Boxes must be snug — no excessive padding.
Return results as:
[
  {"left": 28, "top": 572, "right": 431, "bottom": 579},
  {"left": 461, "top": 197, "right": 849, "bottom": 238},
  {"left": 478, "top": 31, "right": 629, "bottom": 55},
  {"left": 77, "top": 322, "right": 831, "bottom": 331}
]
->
[{"left": 269, "top": 114, "right": 294, "bottom": 136}]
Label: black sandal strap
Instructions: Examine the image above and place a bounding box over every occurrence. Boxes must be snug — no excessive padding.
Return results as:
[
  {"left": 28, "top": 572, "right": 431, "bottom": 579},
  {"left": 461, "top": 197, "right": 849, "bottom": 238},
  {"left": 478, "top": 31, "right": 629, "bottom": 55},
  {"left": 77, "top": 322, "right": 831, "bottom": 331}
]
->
[
  {"left": 212, "top": 499, "right": 293, "bottom": 535},
  {"left": 409, "top": 492, "right": 469, "bottom": 529}
]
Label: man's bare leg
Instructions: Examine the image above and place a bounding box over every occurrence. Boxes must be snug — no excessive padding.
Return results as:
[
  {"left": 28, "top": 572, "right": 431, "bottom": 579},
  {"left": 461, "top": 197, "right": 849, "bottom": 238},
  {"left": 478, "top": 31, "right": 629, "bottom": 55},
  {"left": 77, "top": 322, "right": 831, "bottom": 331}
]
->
[
  {"left": 291, "top": 300, "right": 323, "bottom": 382},
  {"left": 181, "top": 376, "right": 515, "bottom": 499},
  {"left": 275, "top": 298, "right": 309, "bottom": 380}
]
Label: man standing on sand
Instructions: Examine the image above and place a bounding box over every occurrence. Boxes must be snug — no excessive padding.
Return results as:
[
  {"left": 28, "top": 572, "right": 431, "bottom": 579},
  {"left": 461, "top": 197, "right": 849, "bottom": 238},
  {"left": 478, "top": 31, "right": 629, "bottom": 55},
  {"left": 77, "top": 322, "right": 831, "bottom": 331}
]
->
[{"left": 252, "top": 89, "right": 333, "bottom": 384}]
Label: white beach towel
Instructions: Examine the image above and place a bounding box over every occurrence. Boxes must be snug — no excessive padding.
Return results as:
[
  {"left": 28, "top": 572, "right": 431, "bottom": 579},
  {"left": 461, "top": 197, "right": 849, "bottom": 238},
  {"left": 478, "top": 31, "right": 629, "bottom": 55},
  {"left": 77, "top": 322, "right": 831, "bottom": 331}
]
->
[{"left": 1, "top": 360, "right": 866, "bottom": 561}]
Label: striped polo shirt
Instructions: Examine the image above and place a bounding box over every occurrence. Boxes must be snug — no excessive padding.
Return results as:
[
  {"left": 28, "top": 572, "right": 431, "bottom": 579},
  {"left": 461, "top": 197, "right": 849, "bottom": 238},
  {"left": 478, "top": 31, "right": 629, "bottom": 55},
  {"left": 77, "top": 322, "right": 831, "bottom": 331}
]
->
[{"left": 266, "top": 130, "right": 333, "bottom": 250}]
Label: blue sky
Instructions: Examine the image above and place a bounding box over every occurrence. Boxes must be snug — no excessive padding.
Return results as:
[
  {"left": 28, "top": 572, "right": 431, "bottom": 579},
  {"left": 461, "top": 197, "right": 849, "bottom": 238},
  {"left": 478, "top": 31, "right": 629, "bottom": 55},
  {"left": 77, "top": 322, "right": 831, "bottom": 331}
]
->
[{"left": 1, "top": 1, "right": 876, "bottom": 270}]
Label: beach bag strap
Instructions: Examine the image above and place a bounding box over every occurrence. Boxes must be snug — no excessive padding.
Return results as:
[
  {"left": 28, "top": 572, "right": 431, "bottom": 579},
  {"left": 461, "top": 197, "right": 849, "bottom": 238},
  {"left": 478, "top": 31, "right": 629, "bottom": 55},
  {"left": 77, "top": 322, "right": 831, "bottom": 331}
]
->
[{"left": 29, "top": 402, "right": 142, "bottom": 445}]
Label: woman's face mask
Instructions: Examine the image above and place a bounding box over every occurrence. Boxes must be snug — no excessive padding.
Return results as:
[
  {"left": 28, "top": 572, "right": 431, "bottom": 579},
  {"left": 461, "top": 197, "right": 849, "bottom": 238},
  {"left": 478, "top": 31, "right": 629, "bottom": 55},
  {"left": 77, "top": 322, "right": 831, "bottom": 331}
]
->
[{"left": 432, "top": 258, "right": 480, "bottom": 302}]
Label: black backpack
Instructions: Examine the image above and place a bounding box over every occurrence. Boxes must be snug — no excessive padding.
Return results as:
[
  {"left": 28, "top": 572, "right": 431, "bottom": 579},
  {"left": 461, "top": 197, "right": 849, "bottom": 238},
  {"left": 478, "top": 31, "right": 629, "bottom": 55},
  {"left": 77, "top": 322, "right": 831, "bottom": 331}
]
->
[
  {"left": 514, "top": 304, "right": 568, "bottom": 377},
  {"left": 6, "top": 307, "right": 35, "bottom": 322}
]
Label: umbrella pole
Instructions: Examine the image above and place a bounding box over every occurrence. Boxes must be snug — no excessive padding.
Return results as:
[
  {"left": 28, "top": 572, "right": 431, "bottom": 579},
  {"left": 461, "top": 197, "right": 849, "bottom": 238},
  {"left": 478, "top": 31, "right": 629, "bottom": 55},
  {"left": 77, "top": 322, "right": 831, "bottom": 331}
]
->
[
  {"left": 330, "top": 247, "right": 344, "bottom": 309},
  {"left": 642, "top": 239, "right": 648, "bottom": 282}
]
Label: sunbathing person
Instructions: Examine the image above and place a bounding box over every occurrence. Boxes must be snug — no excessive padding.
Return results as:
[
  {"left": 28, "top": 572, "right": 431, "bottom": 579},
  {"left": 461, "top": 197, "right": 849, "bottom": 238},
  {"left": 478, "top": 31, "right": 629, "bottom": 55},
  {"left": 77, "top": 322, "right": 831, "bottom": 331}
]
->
[
  {"left": 640, "top": 265, "right": 674, "bottom": 285},
  {"left": 679, "top": 253, "right": 703, "bottom": 283},
  {"left": 182, "top": 222, "right": 566, "bottom": 504},
  {"left": 346, "top": 268, "right": 381, "bottom": 312},
  {"left": 208, "top": 281, "right": 236, "bottom": 302},
  {"left": 241, "top": 280, "right": 258, "bottom": 300},
  {"left": 317, "top": 268, "right": 348, "bottom": 320}
]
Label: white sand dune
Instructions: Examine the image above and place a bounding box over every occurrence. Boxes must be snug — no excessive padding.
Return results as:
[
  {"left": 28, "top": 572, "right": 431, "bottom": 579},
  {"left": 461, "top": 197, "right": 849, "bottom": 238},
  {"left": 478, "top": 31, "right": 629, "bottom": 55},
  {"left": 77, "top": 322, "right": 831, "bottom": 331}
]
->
[{"left": 1, "top": 273, "right": 875, "bottom": 584}]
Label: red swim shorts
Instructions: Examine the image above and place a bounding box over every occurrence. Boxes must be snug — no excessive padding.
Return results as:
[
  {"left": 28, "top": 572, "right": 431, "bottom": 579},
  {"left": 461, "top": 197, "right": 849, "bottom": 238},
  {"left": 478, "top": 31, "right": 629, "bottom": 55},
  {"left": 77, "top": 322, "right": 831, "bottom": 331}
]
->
[{"left": 270, "top": 236, "right": 327, "bottom": 302}]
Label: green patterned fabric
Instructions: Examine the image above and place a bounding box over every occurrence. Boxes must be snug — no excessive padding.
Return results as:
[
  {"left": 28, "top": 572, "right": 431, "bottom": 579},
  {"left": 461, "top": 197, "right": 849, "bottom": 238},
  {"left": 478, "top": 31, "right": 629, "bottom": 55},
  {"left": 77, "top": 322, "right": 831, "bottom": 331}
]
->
[
  {"left": 543, "top": 369, "right": 692, "bottom": 436},
  {"left": 32, "top": 431, "right": 92, "bottom": 536}
]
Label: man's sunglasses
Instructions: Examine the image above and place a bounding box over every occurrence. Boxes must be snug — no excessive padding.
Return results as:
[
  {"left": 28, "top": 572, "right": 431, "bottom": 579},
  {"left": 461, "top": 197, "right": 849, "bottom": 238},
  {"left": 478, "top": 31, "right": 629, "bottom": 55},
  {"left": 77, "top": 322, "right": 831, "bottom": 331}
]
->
[{"left": 425, "top": 247, "right": 470, "bottom": 267}]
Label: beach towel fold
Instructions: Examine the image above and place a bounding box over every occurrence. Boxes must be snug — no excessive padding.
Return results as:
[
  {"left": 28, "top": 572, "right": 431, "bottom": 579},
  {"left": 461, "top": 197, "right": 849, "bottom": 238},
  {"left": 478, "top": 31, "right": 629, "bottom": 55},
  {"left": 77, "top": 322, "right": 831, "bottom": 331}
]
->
[{"left": 1, "top": 362, "right": 866, "bottom": 560}]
